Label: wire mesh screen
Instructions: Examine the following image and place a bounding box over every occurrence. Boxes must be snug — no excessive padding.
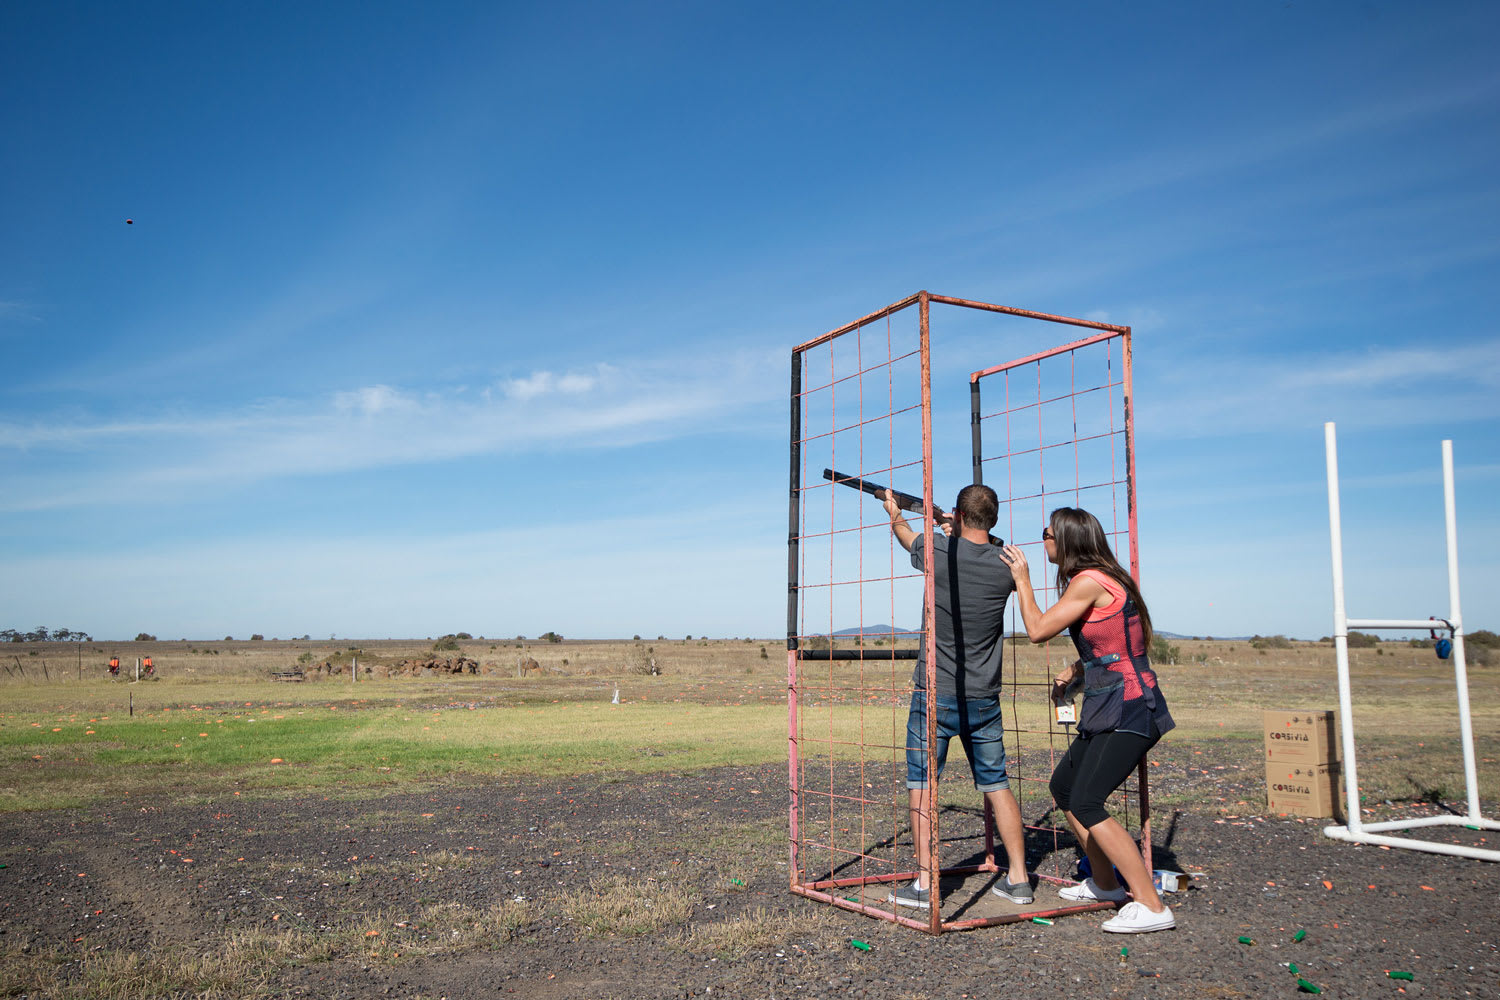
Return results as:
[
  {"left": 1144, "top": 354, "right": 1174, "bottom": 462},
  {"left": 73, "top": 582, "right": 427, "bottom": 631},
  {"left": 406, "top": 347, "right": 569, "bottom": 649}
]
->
[
  {"left": 787, "top": 292, "right": 1147, "bottom": 934},
  {"left": 970, "top": 326, "right": 1149, "bottom": 896}
]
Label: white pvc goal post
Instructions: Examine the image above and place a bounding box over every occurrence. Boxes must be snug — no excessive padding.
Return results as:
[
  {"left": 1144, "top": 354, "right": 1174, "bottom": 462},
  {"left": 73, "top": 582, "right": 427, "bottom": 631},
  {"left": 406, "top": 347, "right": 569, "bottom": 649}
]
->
[{"left": 1322, "top": 421, "right": 1500, "bottom": 861}]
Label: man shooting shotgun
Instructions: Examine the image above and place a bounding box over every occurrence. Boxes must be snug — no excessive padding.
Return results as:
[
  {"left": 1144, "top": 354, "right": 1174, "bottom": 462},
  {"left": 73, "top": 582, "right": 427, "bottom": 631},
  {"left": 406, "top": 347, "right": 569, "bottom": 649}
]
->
[{"left": 837, "top": 472, "right": 1031, "bottom": 911}]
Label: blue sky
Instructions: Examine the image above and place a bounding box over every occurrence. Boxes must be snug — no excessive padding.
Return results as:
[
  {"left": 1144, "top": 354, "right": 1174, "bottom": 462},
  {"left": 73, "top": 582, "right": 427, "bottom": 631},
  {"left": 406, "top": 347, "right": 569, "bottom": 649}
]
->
[{"left": 2, "top": 1, "right": 1497, "bottom": 641}]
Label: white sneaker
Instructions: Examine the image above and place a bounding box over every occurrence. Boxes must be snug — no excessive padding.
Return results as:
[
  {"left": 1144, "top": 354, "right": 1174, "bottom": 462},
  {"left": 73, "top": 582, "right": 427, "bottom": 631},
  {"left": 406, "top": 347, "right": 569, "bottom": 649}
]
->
[
  {"left": 1101, "top": 901, "right": 1176, "bottom": 934},
  {"left": 1058, "top": 877, "right": 1129, "bottom": 903}
]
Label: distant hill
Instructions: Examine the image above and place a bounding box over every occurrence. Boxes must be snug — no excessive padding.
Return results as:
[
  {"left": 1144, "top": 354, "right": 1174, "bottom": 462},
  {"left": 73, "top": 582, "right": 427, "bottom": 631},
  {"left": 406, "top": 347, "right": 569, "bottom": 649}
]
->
[{"left": 830, "top": 625, "right": 920, "bottom": 636}]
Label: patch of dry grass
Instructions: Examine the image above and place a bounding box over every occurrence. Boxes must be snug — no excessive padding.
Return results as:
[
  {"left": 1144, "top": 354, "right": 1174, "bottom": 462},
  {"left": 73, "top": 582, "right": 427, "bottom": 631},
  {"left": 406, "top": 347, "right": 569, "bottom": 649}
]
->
[
  {"left": 559, "top": 874, "right": 700, "bottom": 936},
  {"left": 677, "top": 905, "right": 837, "bottom": 960},
  {"left": 0, "top": 898, "right": 536, "bottom": 999},
  {"left": 349, "top": 900, "right": 533, "bottom": 960},
  {"left": 0, "top": 924, "right": 334, "bottom": 1000}
]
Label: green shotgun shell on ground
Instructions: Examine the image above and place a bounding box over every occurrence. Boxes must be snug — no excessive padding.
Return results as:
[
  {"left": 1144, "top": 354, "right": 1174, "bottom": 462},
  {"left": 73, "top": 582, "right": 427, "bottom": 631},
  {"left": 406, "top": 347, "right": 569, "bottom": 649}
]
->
[
  {"left": 1292, "top": 929, "right": 1307, "bottom": 942},
  {"left": 1288, "top": 962, "right": 1300, "bottom": 975},
  {"left": 1238, "top": 936, "right": 1254, "bottom": 945},
  {"left": 1388, "top": 971, "right": 1414, "bottom": 981},
  {"left": 849, "top": 939, "right": 871, "bottom": 951},
  {"left": 1030, "top": 917, "right": 1054, "bottom": 925},
  {"left": 1120, "top": 947, "right": 1129, "bottom": 958},
  {"left": 1296, "top": 978, "right": 1322, "bottom": 994}
]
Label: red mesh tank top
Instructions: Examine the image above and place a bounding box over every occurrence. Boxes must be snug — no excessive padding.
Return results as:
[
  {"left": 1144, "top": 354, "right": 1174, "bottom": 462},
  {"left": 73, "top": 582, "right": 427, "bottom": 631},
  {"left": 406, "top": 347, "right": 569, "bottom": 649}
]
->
[{"left": 1067, "top": 569, "right": 1172, "bottom": 737}]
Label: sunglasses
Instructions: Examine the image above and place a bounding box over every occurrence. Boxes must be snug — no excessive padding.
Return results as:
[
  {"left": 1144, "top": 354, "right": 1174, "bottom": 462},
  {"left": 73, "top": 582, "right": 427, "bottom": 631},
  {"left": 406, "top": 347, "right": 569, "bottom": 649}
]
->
[{"left": 1041, "top": 528, "right": 1055, "bottom": 541}]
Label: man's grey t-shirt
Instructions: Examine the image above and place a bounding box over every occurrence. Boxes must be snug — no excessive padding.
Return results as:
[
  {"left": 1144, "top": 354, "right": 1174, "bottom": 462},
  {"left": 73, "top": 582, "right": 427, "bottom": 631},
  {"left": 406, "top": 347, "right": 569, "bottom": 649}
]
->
[{"left": 909, "top": 533, "right": 1016, "bottom": 699}]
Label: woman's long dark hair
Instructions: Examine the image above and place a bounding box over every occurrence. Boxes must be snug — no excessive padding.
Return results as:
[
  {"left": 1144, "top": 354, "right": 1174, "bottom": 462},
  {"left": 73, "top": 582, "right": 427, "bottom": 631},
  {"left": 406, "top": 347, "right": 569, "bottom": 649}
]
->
[{"left": 1049, "top": 507, "right": 1154, "bottom": 648}]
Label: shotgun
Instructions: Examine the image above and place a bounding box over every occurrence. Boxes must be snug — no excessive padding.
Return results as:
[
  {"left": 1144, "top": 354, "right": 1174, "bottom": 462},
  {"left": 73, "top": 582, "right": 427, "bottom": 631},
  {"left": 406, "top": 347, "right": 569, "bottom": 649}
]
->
[{"left": 822, "top": 468, "right": 1003, "bottom": 545}]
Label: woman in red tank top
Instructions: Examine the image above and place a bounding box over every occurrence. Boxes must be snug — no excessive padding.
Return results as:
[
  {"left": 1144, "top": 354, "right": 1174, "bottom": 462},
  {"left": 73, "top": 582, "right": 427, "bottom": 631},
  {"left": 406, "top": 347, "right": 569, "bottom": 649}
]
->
[{"left": 1000, "top": 507, "right": 1176, "bottom": 934}]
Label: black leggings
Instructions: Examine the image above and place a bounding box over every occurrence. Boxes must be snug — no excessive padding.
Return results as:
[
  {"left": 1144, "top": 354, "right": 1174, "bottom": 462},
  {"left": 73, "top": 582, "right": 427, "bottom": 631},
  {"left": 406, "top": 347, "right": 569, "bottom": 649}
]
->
[{"left": 1050, "top": 725, "right": 1160, "bottom": 829}]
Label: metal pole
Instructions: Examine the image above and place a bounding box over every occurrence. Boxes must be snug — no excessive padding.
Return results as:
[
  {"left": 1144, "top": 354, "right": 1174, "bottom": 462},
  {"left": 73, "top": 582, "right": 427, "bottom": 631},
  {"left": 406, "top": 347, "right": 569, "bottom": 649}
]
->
[
  {"left": 1123, "top": 328, "right": 1150, "bottom": 870},
  {"left": 1325, "top": 423, "right": 1363, "bottom": 832},
  {"left": 970, "top": 378, "right": 983, "bottom": 485},
  {"left": 918, "top": 291, "right": 939, "bottom": 933},
  {"left": 787, "top": 349, "right": 804, "bottom": 888},
  {"left": 1441, "top": 440, "right": 1482, "bottom": 822},
  {"left": 970, "top": 372, "right": 995, "bottom": 868},
  {"left": 788, "top": 352, "right": 802, "bottom": 654},
  {"left": 1122, "top": 329, "right": 1140, "bottom": 584}
]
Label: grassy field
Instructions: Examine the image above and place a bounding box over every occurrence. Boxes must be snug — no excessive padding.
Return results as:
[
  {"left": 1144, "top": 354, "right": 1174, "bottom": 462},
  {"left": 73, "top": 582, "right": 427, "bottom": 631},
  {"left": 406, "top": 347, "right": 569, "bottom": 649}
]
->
[{"left": 1, "top": 636, "right": 1496, "bottom": 812}]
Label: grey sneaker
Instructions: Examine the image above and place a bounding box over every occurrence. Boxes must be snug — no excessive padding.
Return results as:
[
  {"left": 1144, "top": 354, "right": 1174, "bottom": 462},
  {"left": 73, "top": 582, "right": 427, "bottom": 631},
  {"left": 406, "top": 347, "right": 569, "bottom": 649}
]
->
[
  {"left": 886, "top": 883, "right": 931, "bottom": 909},
  {"left": 991, "top": 875, "right": 1034, "bottom": 904}
]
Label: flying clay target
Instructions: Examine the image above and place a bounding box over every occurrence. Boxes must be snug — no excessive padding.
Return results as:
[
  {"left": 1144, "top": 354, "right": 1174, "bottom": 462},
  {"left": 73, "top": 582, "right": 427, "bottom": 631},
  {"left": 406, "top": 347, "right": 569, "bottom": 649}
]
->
[{"left": 126, "top": 219, "right": 133, "bottom": 224}]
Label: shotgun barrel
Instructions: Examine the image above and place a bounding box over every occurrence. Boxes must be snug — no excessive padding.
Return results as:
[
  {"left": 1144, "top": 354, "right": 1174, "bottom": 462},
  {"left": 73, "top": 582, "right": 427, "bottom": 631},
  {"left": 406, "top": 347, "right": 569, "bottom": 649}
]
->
[{"left": 821, "top": 468, "right": 942, "bottom": 518}]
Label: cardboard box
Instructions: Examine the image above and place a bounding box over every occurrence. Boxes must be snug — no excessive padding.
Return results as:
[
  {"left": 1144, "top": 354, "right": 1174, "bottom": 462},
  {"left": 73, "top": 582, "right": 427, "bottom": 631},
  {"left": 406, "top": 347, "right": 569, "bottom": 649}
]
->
[
  {"left": 1265, "top": 760, "right": 1344, "bottom": 820},
  {"left": 1265, "top": 759, "right": 1340, "bottom": 787},
  {"left": 1263, "top": 709, "right": 1341, "bottom": 765}
]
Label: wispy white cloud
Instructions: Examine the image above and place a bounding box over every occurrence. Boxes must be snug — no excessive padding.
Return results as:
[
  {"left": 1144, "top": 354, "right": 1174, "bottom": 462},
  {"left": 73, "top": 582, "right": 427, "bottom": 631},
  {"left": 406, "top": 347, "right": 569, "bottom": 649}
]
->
[
  {"left": 0, "top": 349, "right": 783, "bottom": 512},
  {"left": 501, "top": 367, "right": 605, "bottom": 401},
  {"left": 1279, "top": 344, "right": 1500, "bottom": 390},
  {"left": 1140, "top": 337, "right": 1500, "bottom": 439}
]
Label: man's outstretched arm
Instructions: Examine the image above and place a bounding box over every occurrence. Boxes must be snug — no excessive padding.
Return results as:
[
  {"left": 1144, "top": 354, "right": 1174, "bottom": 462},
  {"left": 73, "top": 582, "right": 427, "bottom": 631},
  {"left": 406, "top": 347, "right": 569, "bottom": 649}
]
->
[{"left": 882, "top": 490, "right": 919, "bottom": 552}]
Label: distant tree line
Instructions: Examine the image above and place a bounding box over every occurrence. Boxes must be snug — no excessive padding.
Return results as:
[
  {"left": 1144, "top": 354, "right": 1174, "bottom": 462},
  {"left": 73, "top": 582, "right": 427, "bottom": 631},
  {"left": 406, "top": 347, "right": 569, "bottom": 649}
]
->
[{"left": 1, "top": 627, "right": 93, "bottom": 643}]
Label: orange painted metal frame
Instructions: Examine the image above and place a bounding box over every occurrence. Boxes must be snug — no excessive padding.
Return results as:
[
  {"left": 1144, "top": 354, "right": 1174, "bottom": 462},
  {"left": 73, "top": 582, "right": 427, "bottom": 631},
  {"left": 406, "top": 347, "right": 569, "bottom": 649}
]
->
[{"left": 787, "top": 291, "right": 1143, "bottom": 933}]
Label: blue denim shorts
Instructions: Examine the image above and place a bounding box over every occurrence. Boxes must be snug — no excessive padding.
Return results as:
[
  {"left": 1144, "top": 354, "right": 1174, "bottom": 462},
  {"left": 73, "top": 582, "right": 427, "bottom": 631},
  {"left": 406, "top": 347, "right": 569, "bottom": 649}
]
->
[{"left": 905, "top": 690, "right": 1010, "bottom": 792}]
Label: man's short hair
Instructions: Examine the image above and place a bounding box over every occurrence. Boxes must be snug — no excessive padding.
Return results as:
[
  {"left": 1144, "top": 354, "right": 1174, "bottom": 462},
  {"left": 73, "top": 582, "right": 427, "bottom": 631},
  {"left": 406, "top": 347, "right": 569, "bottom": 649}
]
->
[{"left": 955, "top": 484, "right": 998, "bottom": 532}]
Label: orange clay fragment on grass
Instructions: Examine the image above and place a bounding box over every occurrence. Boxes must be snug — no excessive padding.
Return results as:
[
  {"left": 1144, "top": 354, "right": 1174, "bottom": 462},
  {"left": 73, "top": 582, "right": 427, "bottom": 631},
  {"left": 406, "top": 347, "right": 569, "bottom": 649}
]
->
[
  {"left": 1322, "top": 880, "right": 1333, "bottom": 889},
  {"left": 1420, "top": 885, "right": 1435, "bottom": 891},
  {"left": 270, "top": 758, "right": 284, "bottom": 764}
]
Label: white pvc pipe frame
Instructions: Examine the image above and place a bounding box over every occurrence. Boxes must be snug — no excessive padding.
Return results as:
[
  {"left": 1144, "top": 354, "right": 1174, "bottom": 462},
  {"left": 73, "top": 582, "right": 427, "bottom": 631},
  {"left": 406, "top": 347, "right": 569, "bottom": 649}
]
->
[{"left": 1323, "top": 422, "right": 1500, "bottom": 861}]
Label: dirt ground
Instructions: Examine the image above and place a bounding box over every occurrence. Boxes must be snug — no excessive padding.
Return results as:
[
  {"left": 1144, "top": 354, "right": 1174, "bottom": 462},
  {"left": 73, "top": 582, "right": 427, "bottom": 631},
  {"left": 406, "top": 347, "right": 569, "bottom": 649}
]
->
[{"left": 2, "top": 727, "right": 1497, "bottom": 1000}]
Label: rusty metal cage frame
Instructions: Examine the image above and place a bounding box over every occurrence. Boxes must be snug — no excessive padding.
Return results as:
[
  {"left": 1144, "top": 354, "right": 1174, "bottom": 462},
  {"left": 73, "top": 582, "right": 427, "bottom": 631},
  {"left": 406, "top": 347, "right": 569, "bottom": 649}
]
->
[{"left": 786, "top": 290, "right": 1149, "bottom": 933}]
